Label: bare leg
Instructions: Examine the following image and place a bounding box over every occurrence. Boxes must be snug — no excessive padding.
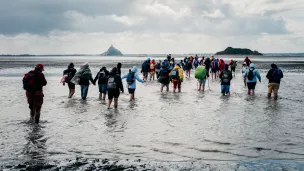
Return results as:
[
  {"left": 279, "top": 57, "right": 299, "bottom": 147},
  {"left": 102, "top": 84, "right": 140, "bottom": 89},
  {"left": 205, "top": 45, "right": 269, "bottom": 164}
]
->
[
  {"left": 102, "top": 93, "right": 106, "bottom": 101},
  {"left": 244, "top": 79, "right": 247, "bottom": 87},
  {"left": 30, "top": 110, "right": 34, "bottom": 121},
  {"left": 69, "top": 89, "right": 75, "bottom": 98},
  {"left": 108, "top": 100, "right": 112, "bottom": 109},
  {"left": 274, "top": 92, "right": 278, "bottom": 100},
  {"left": 267, "top": 93, "right": 271, "bottom": 99},
  {"left": 178, "top": 88, "right": 181, "bottom": 93},
  {"left": 198, "top": 83, "right": 202, "bottom": 91},
  {"left": 34, "top": 107, "right": 41, "bottom": 124},
  {"left": 99, "top": 93, "right": 102, "bottom": 100},
  {"left": 173, "top": 88, "right": 176, "bottom": 93},
  {"left": 166, "top": 85, "right": 169, "bottom": 92},
  {"left": 114, "top": 98, "right": 118, "bottom": 108},
  {"left": 252, "top": 90, "right": 255, "bottom": 95},
  {"left": 248, "top": 89, "right": 251, "bottom": 95},
  {"left": 160, "top": 85, "right": 164, "bottom": 92},
  {"left": 202, "top": 84, "right": 205, "bottom": 92}
]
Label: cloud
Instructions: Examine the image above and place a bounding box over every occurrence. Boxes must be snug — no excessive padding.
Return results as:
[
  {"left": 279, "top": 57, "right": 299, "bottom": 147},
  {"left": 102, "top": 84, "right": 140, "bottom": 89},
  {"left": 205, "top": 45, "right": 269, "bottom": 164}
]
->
[{"left": 0, "top": 0, "right": 303, "bottom": 53}]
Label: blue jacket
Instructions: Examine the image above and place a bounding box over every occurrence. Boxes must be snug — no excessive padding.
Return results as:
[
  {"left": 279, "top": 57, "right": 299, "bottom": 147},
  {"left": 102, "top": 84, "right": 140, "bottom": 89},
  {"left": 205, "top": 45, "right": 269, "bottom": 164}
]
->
[
  {"left": 243, "top": 69, "right": 261, "bottom": 83},
  {"left": 122, "top": 73, "right": 144, "bottom": 89}
]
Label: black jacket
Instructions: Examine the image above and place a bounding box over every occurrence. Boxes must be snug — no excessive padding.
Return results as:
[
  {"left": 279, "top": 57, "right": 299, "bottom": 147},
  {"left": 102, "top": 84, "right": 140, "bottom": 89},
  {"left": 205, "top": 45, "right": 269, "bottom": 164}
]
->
[
  {"left": 219, "top": 70, "right": 233, "bottom": 85},
  {"left": 63, "top": 68, "right": 76, "bottom": 83},
  {"left": 108, "top": 72, "right": 124, "bottom": 92},
  {"left": 266, "top": 68, "right": 283, "bottom": 84},
  {"left": 94, "top": 69, "right": 109, "bottom": 85},
  {"left": 79, "top": 75, "right": 94, "bottom": 86},
  {"left": 141, "top": 62, "right": 150, "bottom": 73}
]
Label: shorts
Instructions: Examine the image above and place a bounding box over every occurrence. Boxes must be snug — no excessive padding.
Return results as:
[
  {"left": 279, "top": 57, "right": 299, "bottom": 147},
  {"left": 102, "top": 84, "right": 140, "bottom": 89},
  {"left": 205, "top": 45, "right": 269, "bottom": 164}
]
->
[
  {"left": 231, "top": 67, "right": 236, "bottom": 72},
  {"left": 221, "top": 85, "right": 230, "bottom": 94},
  {"left": 26, "top": 91, "right": 44, "bottom": 111},
  {"left": 211, "top": 68, "right": 217, "bottom": 73},
  {"left": 199, "top": 79, "right": 206, "bottom": 85},
  {"left": 108, "top": 89, "right": 120, "bottom": 100},
  {"left": 143, "top": 72, "right": 148, "bottom": 77},
  {"left": 68, "top": 82, "right": 75, "bottom": 89},
  {"left": 173, "top": 81, "right": 181, "bottom": 89},
  {"left": 128, "top": 88, "right": 135, "bottom": 94},
  {"left": 247, "top": 82, "right": 257, "bottom": 90},
  {"left": 98, "top": 84, "right": 108, "bottom": 93},
  {"left": 268, "top": 83, "right": 280, "bottom": 94}
]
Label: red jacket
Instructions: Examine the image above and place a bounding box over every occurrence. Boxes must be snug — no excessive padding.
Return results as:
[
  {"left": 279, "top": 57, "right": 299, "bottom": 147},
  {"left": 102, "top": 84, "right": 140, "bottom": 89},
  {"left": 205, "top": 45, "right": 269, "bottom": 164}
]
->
[
  {"left": 219, "top": 59, "right": 225, "bottom": 71},
  {"left": 150, "top": 60, "right": 156, "bottom": 72}
]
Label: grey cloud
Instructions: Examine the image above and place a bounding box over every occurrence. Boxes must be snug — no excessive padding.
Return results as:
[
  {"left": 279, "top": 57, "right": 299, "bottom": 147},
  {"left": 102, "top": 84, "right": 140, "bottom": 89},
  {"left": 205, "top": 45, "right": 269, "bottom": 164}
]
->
[{"left": 0, "top": 0, "right": 291, "bottom": 36}]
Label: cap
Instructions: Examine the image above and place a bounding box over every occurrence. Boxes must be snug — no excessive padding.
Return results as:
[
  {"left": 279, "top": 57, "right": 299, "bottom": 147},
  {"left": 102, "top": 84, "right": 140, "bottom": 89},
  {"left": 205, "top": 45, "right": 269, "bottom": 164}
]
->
[{"left": 36, "top": 64, "right": 44, "bottom": 71}]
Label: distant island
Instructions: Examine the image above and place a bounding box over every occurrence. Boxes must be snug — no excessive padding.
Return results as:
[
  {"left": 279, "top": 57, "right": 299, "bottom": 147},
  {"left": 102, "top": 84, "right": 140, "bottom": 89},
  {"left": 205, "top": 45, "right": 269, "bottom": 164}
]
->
[
  {"left": 101, "top": 45, "right": 123, "bottom": 56},
  {"left": 215, "top": 47, "right": 263, "bottom": 55}
]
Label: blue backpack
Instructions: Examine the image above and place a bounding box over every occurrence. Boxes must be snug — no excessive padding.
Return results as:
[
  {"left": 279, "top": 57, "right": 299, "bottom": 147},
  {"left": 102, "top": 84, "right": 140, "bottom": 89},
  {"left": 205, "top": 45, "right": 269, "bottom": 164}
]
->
[
  {"left": 127, "top": 73, "right": 135, "bottom": 85},
  {"left": 272, "top": 69, "right": 281, "bottom": 82},
  {"left": 171, "top": 69, "right": 179, "bottom": 80}
]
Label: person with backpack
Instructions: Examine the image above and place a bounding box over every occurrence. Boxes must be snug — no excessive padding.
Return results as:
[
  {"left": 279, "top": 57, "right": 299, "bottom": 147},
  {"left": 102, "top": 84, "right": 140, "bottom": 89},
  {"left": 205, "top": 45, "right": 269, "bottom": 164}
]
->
[
  {"left": 141, "top": 60, "right": 150, "bottom": 81},
  {"left": 150, "top": 59, "right": 156, "bottom": 81},
  {"left": 93, "top": 66, "right": 109, "bottom": 101},
  {"left": 219, "top": 64, "right": 233, "bottom": 96},
  {"left": 241, "top": 62, "right": 248, "bottom": 87},
  {"left": 219, "top": 59, "right": 225, "bottom": 72},
  {"left": 63, "top": 63, "right": 77, "bottom": 98},
  {"left": 243, "top": 63, "right": 261, "bottom": 95},
  {"left": 195, "top": 66, "right": 209, "bottom": 91},
  {"left": 193, "top": 58, "right": 199, "bottom": 69},
  {"left": 169, "top": 64, "right": 184, "bottom": 93},
  {"left": 204, "top": 57, "right": 211, "bottom": 73},
  {"left": 155, "top": 60, "right": 162, "bottom": 79},
  {"left": 229, "top": 59, "right": 237, "bottom": 77},
  {"left": 179, "top": 60, "right": 185, "bottom": 71},
  {"left": 244, "top": 56, "right": 252, "bottom": 67},
  {"left": 158, "top": 63, "right": 171, "bottom": 92},
  {"left": 266, "top": 64, "right": 283, "bottom": 100},
  {"left": 107, "top": 67, "right": 124, "bottom": 109},
  {"left": 23, "top": 64, "right": 47, "bottom": 123},
  {"left": 185, "top": 60, "right": 192, "bottom": 78},
  {"left": 71, "top": 62, "right": 95, "bottom": 100},
  {"left": 122, "top": 66, "right": 145, "bottom": 101},
  {"left": 211, "top": 59, "right": 217, "bottom": 79}
]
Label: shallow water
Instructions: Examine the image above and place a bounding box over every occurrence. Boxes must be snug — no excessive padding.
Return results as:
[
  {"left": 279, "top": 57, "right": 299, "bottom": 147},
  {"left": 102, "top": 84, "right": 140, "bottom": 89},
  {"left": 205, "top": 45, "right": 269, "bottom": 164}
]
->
[{"left": 0, "top": 56, "right": 304, "bottom": 170}]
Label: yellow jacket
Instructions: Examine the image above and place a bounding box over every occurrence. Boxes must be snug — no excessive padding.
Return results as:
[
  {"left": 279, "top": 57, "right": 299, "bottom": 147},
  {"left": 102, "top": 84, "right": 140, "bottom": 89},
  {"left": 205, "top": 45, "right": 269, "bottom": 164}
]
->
[{"left": 169, "top": 65, "right": 184, "bottom": 82}]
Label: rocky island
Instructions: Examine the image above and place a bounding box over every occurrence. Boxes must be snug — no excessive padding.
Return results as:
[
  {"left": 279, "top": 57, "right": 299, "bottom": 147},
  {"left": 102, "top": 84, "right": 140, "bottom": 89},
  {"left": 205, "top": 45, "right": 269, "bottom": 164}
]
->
[
  {"left": 215, "top": 47, "right": 263, "bottom": 55},
  {"left": 101, "top": 45, "right": 123, "bottom": 56}
]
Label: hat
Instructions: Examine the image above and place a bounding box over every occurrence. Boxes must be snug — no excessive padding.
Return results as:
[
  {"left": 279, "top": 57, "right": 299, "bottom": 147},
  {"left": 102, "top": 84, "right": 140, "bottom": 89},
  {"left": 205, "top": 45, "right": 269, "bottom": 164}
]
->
[
  {"left": 131, "top": 66, "right": 138, "bottom": 73},
  {"left": 36, "top": 64, "right": 44, "bottom": 71},
  {"left": 250, "top": 63, "right": 255, "bottom": 68}
]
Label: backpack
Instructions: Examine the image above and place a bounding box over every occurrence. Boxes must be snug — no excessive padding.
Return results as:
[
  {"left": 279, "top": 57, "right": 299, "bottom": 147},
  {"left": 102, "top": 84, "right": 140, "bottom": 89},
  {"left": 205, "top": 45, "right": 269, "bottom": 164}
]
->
[
  {"left": 155, "top": 63, "right": 161, "bottom": 70},
  {"left": 127, "top": 73, "right": 135, "bottom": 85},
  {"left": 171, "top": 69, "right": 179, "bottom": 80},
  {"left": 194, "top": 60, "right": 199, "bottom": 66},
  {"left": 99, "top": 71, "right": 107, "bottom": 82},
  {"left": 247, "top": 69, "right": 255, "bottom": 80},
  {"left": 272, "top": 69, "right": 281, "bottom": 82},
  {"left": 232, "top": 61, "right": 237, "bottom": 68},
  {"left": 222, "top": 71, "right": 230, "bottom": 83},
  {"left": 150, "top": 64, "right": 155, "bottom": 70},
  {"left": 107, "top": 76, "right": 116, "bottom": 89},
  {"left": 23, "top": 71, "right": 36, "bottom": 91},
  {"left": 211, "top": 61, "right": 216, "bottom": 69},
  {"left": 161, "top": 69, "right": 169, "bottom": 78}
]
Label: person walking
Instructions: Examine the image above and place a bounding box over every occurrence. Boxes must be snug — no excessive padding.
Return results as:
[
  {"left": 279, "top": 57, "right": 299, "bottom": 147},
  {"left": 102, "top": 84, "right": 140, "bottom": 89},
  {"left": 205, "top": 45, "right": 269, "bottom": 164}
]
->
[
  {"left": 219, "top": 64, "right": 233, "bottom": 96},
  {"left": 185, "top": 60, "right": 192, "bottom": 78},
  {"left": 169, "top": 64, "right": 184, "bottom": 93},
  {"left": 71, "top": 62, "right": 95, "bottom": 100},
  {"left": 266, "top": 64, "right": 283, "bottom": 100},
  {"left": 244, "top": 56, "right": 252, "bottom": 67},
  {"left": 229, "top": 59, "right": 237, "bottom": 77},
  {"left": 243, "top": 63, "right": 261, "bottom": 95},
  {"left": 155, "top": 60, "right": 162, "bottom": 79},
  {"left": 93, "top": 66, "right": 109, "bottom": 101},
  {"left": 122, "top": 66, "right": 145, "bottom": 101},
  {"left": 141, "top": 60, "right": 150, "bottom": 81},
  {"left": 23, "top": 64, "right": 47, "bottom": 123},
  {"left": 241, "top": 62, "right": 248, "bottom": 87},
  {"left": 158, "top": 63, "right": 171, "bottom": 92},
  {"left": 150, "top": 59, "right": 156, "bottom": 80},
  {"left": 63, "top": 63, "right": 77, "bottom": 98},
  {"left": 117, "top": 63, "right": 122, "bottom": 76},
  {"left": 107, "top": 67, "right": 124, "bottom": 109}
]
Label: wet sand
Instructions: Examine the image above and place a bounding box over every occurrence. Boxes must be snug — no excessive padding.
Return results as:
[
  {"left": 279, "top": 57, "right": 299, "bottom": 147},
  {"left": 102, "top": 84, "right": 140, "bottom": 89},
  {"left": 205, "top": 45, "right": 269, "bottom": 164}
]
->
[{"left": 0, "top": 56, "right": 304, "bottom": 170}]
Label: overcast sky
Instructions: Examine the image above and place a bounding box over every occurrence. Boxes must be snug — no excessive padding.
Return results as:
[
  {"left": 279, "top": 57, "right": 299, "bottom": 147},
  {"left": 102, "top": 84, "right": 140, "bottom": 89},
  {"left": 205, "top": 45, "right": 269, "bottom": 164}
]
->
[{"left": 0, "top": 0, "right": 303, "bottom": 54}]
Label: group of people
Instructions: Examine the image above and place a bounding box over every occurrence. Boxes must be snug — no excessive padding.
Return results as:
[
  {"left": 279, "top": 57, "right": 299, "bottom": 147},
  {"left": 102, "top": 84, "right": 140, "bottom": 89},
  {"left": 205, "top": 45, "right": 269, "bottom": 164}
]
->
[{"left": 22, "top": 55, "right": 283, "bottom": 123}]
